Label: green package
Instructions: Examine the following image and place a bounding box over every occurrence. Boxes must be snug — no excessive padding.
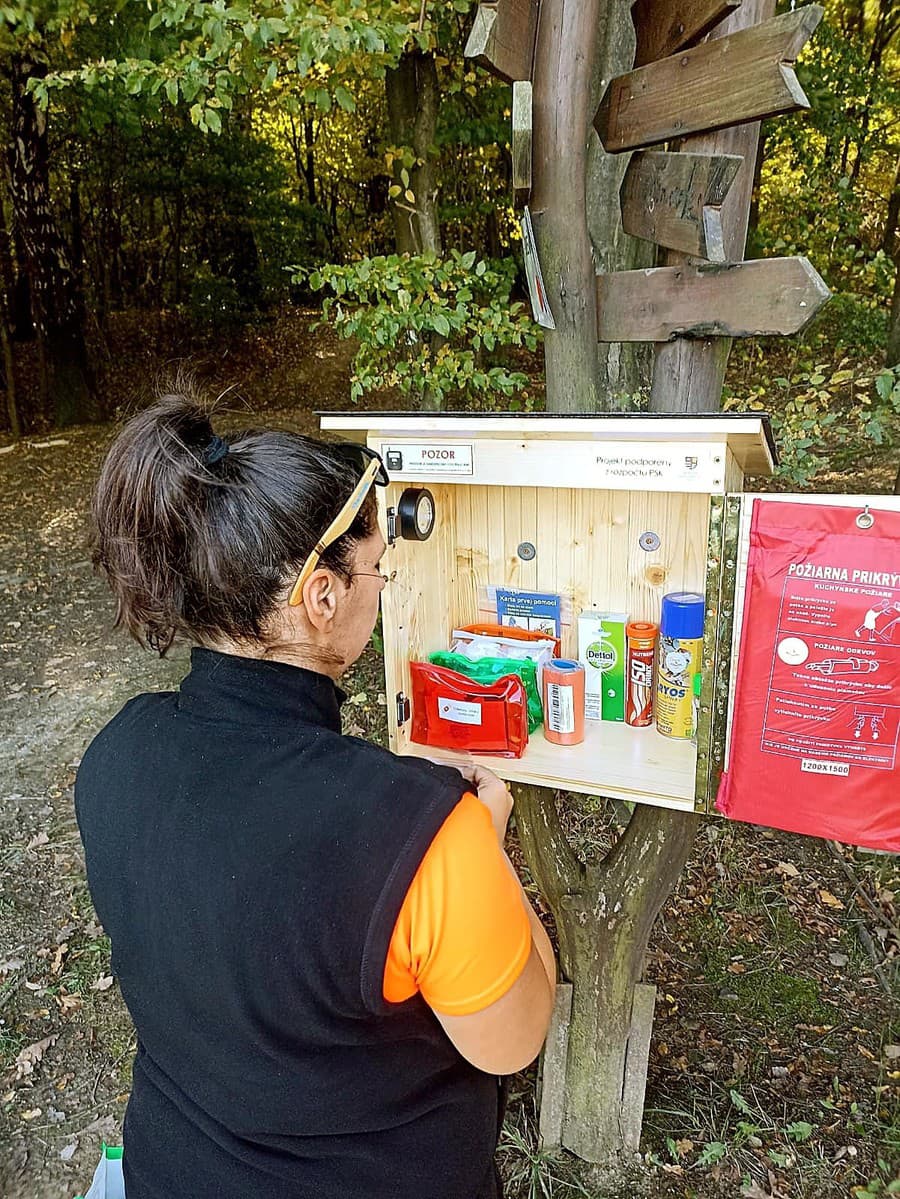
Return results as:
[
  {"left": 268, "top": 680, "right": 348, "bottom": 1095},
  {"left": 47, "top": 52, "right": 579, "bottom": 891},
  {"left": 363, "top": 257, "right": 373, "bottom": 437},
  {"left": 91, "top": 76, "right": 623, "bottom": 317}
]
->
[{"left": 427, "top": 652, "right": 543, "bottom": 733}]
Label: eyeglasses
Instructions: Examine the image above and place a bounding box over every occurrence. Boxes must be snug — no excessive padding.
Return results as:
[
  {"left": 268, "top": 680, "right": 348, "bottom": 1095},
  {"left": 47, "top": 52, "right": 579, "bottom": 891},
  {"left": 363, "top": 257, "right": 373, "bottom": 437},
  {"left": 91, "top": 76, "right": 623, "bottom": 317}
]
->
[
  {"left": 288, "top": 444, "right": 390, "bottom": 607},
  {"left": 349, "top": 571, "right": 395, "bottom": 585}
]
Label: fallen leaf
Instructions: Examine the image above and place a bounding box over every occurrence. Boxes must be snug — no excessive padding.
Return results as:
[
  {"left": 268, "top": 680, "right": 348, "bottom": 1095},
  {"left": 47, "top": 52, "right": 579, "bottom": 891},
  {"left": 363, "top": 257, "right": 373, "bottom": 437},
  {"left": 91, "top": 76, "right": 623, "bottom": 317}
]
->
[
  {"left": 727, "top": 961, "right": 747, "bottom": 974},
  {"left": 91, "top": 975, "right": 114, "bottom": 992},
  {"left": 0, "top": 957, "right": 24, "bottom": 974},
  {"left": 27, "top": 832, "right": 50, "bottom": 850},
  {"left": 59, "top": 1141, "right": 78, "bottom": 1161},
  {"left": 775, "top": 861, "right": 800, "bottom": 878},
  {"left": 80, "top": 1114, "right": 118, "bottom": 1139},
  {"left": 883, "top": 1044, "right": 900, "bottom": 1060},
  {"left": 21, "top": 1107, "right": 42, "bottom": 1120},
  {"left": 819, "top": 889, "right": 845, "bottom": 910},
  {"left": 14, "top": 1034, "right": 59, "bottom": 1080},
  {"left": 51, "top": 943, "right": 68, "bottom": 975},
  {"left": 828, "top": 952, "right": 849, "bottom": 967},
  {"left": 57, "top": 992, "right": 83, "bottom": 1014}
]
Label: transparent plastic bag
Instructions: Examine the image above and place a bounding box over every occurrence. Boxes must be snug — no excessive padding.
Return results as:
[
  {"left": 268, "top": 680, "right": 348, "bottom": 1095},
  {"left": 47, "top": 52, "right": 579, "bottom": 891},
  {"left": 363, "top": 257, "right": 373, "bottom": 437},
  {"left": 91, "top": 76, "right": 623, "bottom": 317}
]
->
[
  {"left": 428, "top": 652, "right": 543, "bottom": 732},
  {"left": 75, "top": 1144, "right": 125, "bottom": 1199}
]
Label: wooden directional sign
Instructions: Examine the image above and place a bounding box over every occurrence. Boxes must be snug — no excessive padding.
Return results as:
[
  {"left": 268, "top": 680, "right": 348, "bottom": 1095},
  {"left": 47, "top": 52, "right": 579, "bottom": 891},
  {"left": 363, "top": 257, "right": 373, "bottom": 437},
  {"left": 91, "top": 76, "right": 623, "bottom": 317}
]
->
[
  {"left": 512, "top": 81, "right": 533, "bottom": 205},
  {"left": 621, "top": 151, "right": 742, "bottom": 261},
  {"left": 464, "top": 0, "right": 541, "bottom": 84},
  {"left": 631, "top": 0, "right": 742, "bottom": 67},
  {"left": 594, "top": 6, "right": 823, "bottom": 152},
  {"left": 596, "top": 257, "right": 830, "bottom": 342}
]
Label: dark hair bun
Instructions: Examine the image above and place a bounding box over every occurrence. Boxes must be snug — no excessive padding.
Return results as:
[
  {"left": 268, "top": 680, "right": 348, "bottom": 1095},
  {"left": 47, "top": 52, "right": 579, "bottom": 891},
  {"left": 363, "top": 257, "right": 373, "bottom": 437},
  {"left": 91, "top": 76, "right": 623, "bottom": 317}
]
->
[{"left": 92, "top": 389, "right": 377, "bottom": 654}]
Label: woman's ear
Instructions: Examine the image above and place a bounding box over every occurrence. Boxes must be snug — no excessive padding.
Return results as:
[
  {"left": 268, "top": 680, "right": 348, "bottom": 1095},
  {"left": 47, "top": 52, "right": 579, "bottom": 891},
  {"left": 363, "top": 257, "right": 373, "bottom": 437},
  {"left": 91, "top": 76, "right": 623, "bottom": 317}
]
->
[{"left": 301, "top": 568, "right": 340, "bottom": 631}]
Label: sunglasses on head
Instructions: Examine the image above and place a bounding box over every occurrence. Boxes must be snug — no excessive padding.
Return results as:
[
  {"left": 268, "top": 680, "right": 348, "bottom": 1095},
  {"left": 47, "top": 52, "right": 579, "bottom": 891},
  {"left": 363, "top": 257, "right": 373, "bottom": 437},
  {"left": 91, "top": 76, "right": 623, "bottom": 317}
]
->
[{"left": 288, "top": 444, "right": 390, "bottom": 607}]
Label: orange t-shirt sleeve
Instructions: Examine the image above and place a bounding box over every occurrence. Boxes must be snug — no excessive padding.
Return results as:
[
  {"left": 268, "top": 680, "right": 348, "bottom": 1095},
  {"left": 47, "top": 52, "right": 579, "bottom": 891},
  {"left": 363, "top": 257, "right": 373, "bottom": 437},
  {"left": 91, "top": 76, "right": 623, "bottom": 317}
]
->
[{"left": 383, "top": 792, "right": 532, "bottom": 1017}]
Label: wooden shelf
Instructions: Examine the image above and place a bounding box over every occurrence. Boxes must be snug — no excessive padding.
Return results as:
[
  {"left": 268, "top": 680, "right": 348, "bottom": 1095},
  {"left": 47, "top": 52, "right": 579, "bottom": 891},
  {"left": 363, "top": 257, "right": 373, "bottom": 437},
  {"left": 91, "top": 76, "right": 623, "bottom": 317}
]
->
[{"left": 403, "top": 719, "right": 697, "bottom": 811}]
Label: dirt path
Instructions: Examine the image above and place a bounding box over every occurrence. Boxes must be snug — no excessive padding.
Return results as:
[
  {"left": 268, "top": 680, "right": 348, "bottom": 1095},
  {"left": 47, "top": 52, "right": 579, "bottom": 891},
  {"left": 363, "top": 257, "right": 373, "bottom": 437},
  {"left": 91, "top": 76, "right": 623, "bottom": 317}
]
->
[{"left": 0, "top": 400, "right": 384, "bottom": 1198}]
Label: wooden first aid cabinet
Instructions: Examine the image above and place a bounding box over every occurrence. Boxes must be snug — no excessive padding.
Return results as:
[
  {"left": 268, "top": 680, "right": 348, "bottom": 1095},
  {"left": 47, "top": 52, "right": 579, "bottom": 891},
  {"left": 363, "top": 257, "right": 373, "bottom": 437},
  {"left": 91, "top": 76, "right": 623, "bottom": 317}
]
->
[{"left": 320, "top": 411, "right": 899, "bottom": 816}]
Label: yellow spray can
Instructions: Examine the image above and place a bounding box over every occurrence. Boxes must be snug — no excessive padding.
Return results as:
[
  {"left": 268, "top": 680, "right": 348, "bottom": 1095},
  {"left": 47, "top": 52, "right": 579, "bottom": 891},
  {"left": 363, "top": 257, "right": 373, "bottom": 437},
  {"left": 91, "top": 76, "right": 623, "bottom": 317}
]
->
[{"left": 655, "top": 592, "right": 705, "bottom": 740}]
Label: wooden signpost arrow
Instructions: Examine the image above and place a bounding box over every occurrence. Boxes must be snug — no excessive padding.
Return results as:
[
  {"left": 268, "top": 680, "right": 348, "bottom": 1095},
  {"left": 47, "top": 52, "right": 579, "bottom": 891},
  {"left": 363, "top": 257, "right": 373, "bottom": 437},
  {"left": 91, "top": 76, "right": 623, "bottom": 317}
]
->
[
  {"left": 596, "top": 257, "right": 830, "bottom": 342},
  {"left": 621, "top": 151, "right": 742, "bottom": 260},
  {"left": 631, "top": 0, "right": 742, "bottom": 67},
  {"left": 594, "top": 5, "right": 823, "bottom": 152},
  {"left": 464, "top": 0, "right": 541, "bottom": 83}
]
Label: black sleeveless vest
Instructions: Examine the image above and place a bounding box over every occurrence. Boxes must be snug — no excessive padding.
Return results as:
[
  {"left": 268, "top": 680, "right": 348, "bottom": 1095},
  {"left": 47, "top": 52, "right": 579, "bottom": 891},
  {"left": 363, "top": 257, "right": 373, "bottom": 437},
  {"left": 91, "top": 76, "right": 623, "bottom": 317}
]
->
[{"left": 75, "top": 649, "right": 502, "bottom": 1199}]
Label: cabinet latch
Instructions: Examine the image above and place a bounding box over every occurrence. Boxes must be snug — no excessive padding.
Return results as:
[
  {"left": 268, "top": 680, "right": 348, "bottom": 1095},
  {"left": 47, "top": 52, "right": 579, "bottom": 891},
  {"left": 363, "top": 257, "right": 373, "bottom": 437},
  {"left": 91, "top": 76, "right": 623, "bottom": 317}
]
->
[
  {"left": 386, "top": 506, "right": 398, "bottom": 545},
  {"left": 395, "top": 691, "right": 410, "bottom": 727}
]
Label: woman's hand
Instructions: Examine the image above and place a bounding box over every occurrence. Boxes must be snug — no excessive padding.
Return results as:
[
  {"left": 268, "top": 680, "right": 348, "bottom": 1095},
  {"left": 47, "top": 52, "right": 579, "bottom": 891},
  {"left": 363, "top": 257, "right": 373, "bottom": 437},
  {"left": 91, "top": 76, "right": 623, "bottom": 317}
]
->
[{"left": 453, "top": 762, "right": 513, "bottom": 843}]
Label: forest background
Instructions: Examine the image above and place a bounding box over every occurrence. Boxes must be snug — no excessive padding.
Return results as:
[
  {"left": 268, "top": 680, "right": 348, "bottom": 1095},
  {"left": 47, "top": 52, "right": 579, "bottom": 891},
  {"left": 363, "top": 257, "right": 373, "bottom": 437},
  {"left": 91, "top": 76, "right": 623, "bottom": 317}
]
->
[
  {"left": 0, "top": 0, "right": 898, "bottom": 473},
  {"left": 1, "top": 2, "right": 900, "bottom": 1198}
]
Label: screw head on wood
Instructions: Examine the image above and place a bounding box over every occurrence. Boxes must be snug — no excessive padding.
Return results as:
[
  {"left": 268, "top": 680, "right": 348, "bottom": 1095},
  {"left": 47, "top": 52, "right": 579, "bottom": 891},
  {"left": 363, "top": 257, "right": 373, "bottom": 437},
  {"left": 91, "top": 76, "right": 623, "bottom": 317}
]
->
[
  {"left": 517, "top": 541, "right": 537, "bottom": 561},
  {"left": 639, "top": 531, "right": 661, "bottom": 552}
]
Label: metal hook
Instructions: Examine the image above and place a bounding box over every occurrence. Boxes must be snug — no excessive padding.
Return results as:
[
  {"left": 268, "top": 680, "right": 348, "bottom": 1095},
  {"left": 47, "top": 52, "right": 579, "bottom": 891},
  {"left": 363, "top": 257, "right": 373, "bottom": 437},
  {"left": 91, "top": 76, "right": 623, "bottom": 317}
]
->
[{"left": 856, "top": 505, "right": 875, "bottom": 531}]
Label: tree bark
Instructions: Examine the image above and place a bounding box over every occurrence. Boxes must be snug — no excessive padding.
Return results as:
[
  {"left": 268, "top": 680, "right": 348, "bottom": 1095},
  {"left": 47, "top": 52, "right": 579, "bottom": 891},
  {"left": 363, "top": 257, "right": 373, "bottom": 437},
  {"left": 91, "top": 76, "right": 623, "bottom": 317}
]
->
[
  {"left": 5, "top": 53, "right": 97, "bottom": 426},
  {"left": 884, "top": 155, "right": 900, "bottom": 371},
  {"left": 521, "top": 0, "right": 699, "bottom": 1171},
  {"left": 0, "top": 198, "right": 21, "bottom": 436},
  {"left": 516, "top": 787, "right": 698, "bottom": 1162},
  {"left": 385, "top": 50, "right": 442, "bottom": 257},
  {"left": 888, "top": 265, "right": 900, "bottom": 369},
  {"left": 385, "top": 49, "right": 444, "bottom": 410},
  {"left": 585, "top": 0, "right": 654, "bottom": 404},
  {"left": 649, "top": 0, "right": 776, "bottom": 414},
  {"left": 531, "top": 0, "right": 603, "bottom": 412}
]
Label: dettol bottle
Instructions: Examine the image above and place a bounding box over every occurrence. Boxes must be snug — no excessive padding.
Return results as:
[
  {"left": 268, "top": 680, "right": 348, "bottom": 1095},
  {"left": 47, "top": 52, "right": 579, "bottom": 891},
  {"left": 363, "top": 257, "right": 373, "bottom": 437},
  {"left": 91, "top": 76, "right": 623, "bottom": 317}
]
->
[{"left": 655, "top": 593, "right": 705, "bottom": 740}]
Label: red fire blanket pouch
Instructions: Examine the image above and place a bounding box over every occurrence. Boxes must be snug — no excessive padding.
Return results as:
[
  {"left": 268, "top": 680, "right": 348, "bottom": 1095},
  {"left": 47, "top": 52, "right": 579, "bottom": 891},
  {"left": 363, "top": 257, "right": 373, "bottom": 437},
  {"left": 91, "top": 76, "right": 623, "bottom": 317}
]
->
[
  {"left": 716, "top": 500, "right": 900, "bottom": 850},
  {"left": 409, "top": 662, "right": 530, "bottom": 758}
]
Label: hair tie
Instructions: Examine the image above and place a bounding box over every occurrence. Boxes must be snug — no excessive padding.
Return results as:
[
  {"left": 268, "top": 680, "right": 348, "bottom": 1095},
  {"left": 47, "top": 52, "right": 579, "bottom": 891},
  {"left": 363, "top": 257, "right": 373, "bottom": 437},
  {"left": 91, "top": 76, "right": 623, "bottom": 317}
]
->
[{"left": 201, "top": 434, "right": 229, "bottom": 465}]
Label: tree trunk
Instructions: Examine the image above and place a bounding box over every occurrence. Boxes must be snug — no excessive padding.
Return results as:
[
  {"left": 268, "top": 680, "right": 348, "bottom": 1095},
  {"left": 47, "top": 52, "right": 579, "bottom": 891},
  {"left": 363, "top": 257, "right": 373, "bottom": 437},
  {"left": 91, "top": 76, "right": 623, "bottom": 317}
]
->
[
  {"left": 522, "top": 0, "right": 699, "bottom": 1171},
  {"left": 385, "top": 50, "right": 442, "bottom": 257},
  {"left": 884, "top": 155, "right": 900, "bottom": 371},
  {"left": 888, "top": 264, "right": 900, "bottom": 369},
  {"left": 385, "top": 49, "right": 444, "bottom": 410},
  {"left": 585, "top": 0, "right": 655, "bottom": 404},
  {"left": 531, "top": 0, "right": 603, "bottom": 412},
  {"left": 0, "top": 199, "right": 20, "bottom": 436},
  {"left": 881, "top": 155, "right": 899, "bottom": 260},
  {"left": 515, "top": 787, "right": 698, "bottom": 1163},
  {"left": 649, "top": 0, "right": 775, "bottom": 414},
  {"left": 5, "top": 53, "right": 97, "bottom": 426}
]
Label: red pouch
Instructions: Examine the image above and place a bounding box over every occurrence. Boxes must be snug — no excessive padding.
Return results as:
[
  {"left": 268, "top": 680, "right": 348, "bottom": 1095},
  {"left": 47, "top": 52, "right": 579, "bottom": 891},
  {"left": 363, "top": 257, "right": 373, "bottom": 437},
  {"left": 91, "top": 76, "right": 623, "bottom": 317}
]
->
[{"left": 409, "top": 662, "right": 529, "bottom": 758}]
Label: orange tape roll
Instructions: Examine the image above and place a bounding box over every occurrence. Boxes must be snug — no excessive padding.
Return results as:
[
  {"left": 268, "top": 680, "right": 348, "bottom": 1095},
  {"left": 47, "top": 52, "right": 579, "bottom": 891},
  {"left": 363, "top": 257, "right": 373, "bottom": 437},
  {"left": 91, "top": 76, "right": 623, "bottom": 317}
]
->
[{"left": 542, "top": 659, "right": 585, "bottom": 746}]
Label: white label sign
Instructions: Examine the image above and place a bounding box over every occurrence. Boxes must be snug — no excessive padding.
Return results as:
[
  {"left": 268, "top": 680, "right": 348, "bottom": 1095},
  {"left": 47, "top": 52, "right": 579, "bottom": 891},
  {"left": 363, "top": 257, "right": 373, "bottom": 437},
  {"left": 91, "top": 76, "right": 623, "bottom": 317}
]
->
[
  {"left": 801, "top": 758, "right": 850, "bottom": 777},
  {"left": 382, "top": 443, "right": 474, "bottom": 476},
  {"left": 546, "top": 683, "right": 575, "bottom": 734},
  {"left": 593, "top": 447, "right": 715, "bottom": 488},
  {"left": 437, "top": 697, "right": 482, "bottom": 726}
]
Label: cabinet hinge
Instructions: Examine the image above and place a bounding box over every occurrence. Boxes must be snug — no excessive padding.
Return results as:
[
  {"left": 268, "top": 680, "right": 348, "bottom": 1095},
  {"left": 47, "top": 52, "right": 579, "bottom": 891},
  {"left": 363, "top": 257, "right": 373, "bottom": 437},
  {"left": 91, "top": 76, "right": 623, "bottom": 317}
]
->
[
  {"left": 386, "top": 506, "right": 398, "bottom": 546},
  {"left": 395, "top": 691, "right": 410, "bottom": 727}
]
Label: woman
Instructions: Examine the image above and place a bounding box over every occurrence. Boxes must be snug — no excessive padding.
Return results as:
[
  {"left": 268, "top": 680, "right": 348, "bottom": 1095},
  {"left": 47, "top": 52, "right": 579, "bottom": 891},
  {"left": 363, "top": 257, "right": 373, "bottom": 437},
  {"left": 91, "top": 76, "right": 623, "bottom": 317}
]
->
[{"left": 75, "top": 392, "right": 556, "bottom": 1199}]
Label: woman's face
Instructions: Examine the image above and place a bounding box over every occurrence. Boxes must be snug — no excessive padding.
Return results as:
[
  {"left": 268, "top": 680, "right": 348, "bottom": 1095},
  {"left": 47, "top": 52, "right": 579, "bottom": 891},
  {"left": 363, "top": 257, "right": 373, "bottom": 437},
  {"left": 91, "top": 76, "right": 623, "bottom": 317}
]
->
[{"left": 334, "top": 528, "right": 388, "bottom": 672}]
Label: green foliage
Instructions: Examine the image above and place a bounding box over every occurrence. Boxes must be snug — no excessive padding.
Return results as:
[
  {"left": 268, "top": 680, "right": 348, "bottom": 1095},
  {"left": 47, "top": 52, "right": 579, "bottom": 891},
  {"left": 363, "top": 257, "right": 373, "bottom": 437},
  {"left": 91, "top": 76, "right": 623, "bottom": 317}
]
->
[
  {"left": 299, "top": 251, "right": 539, "bottom": 407},
  {"left": 29, "top": 1, "right": 480, "bottom": 130},
  {"left": 726, "top": 359, "right": 900, "bottom": 487},
  {"left": 756, "top": 7, "right": 900, "bottom": 305}
]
